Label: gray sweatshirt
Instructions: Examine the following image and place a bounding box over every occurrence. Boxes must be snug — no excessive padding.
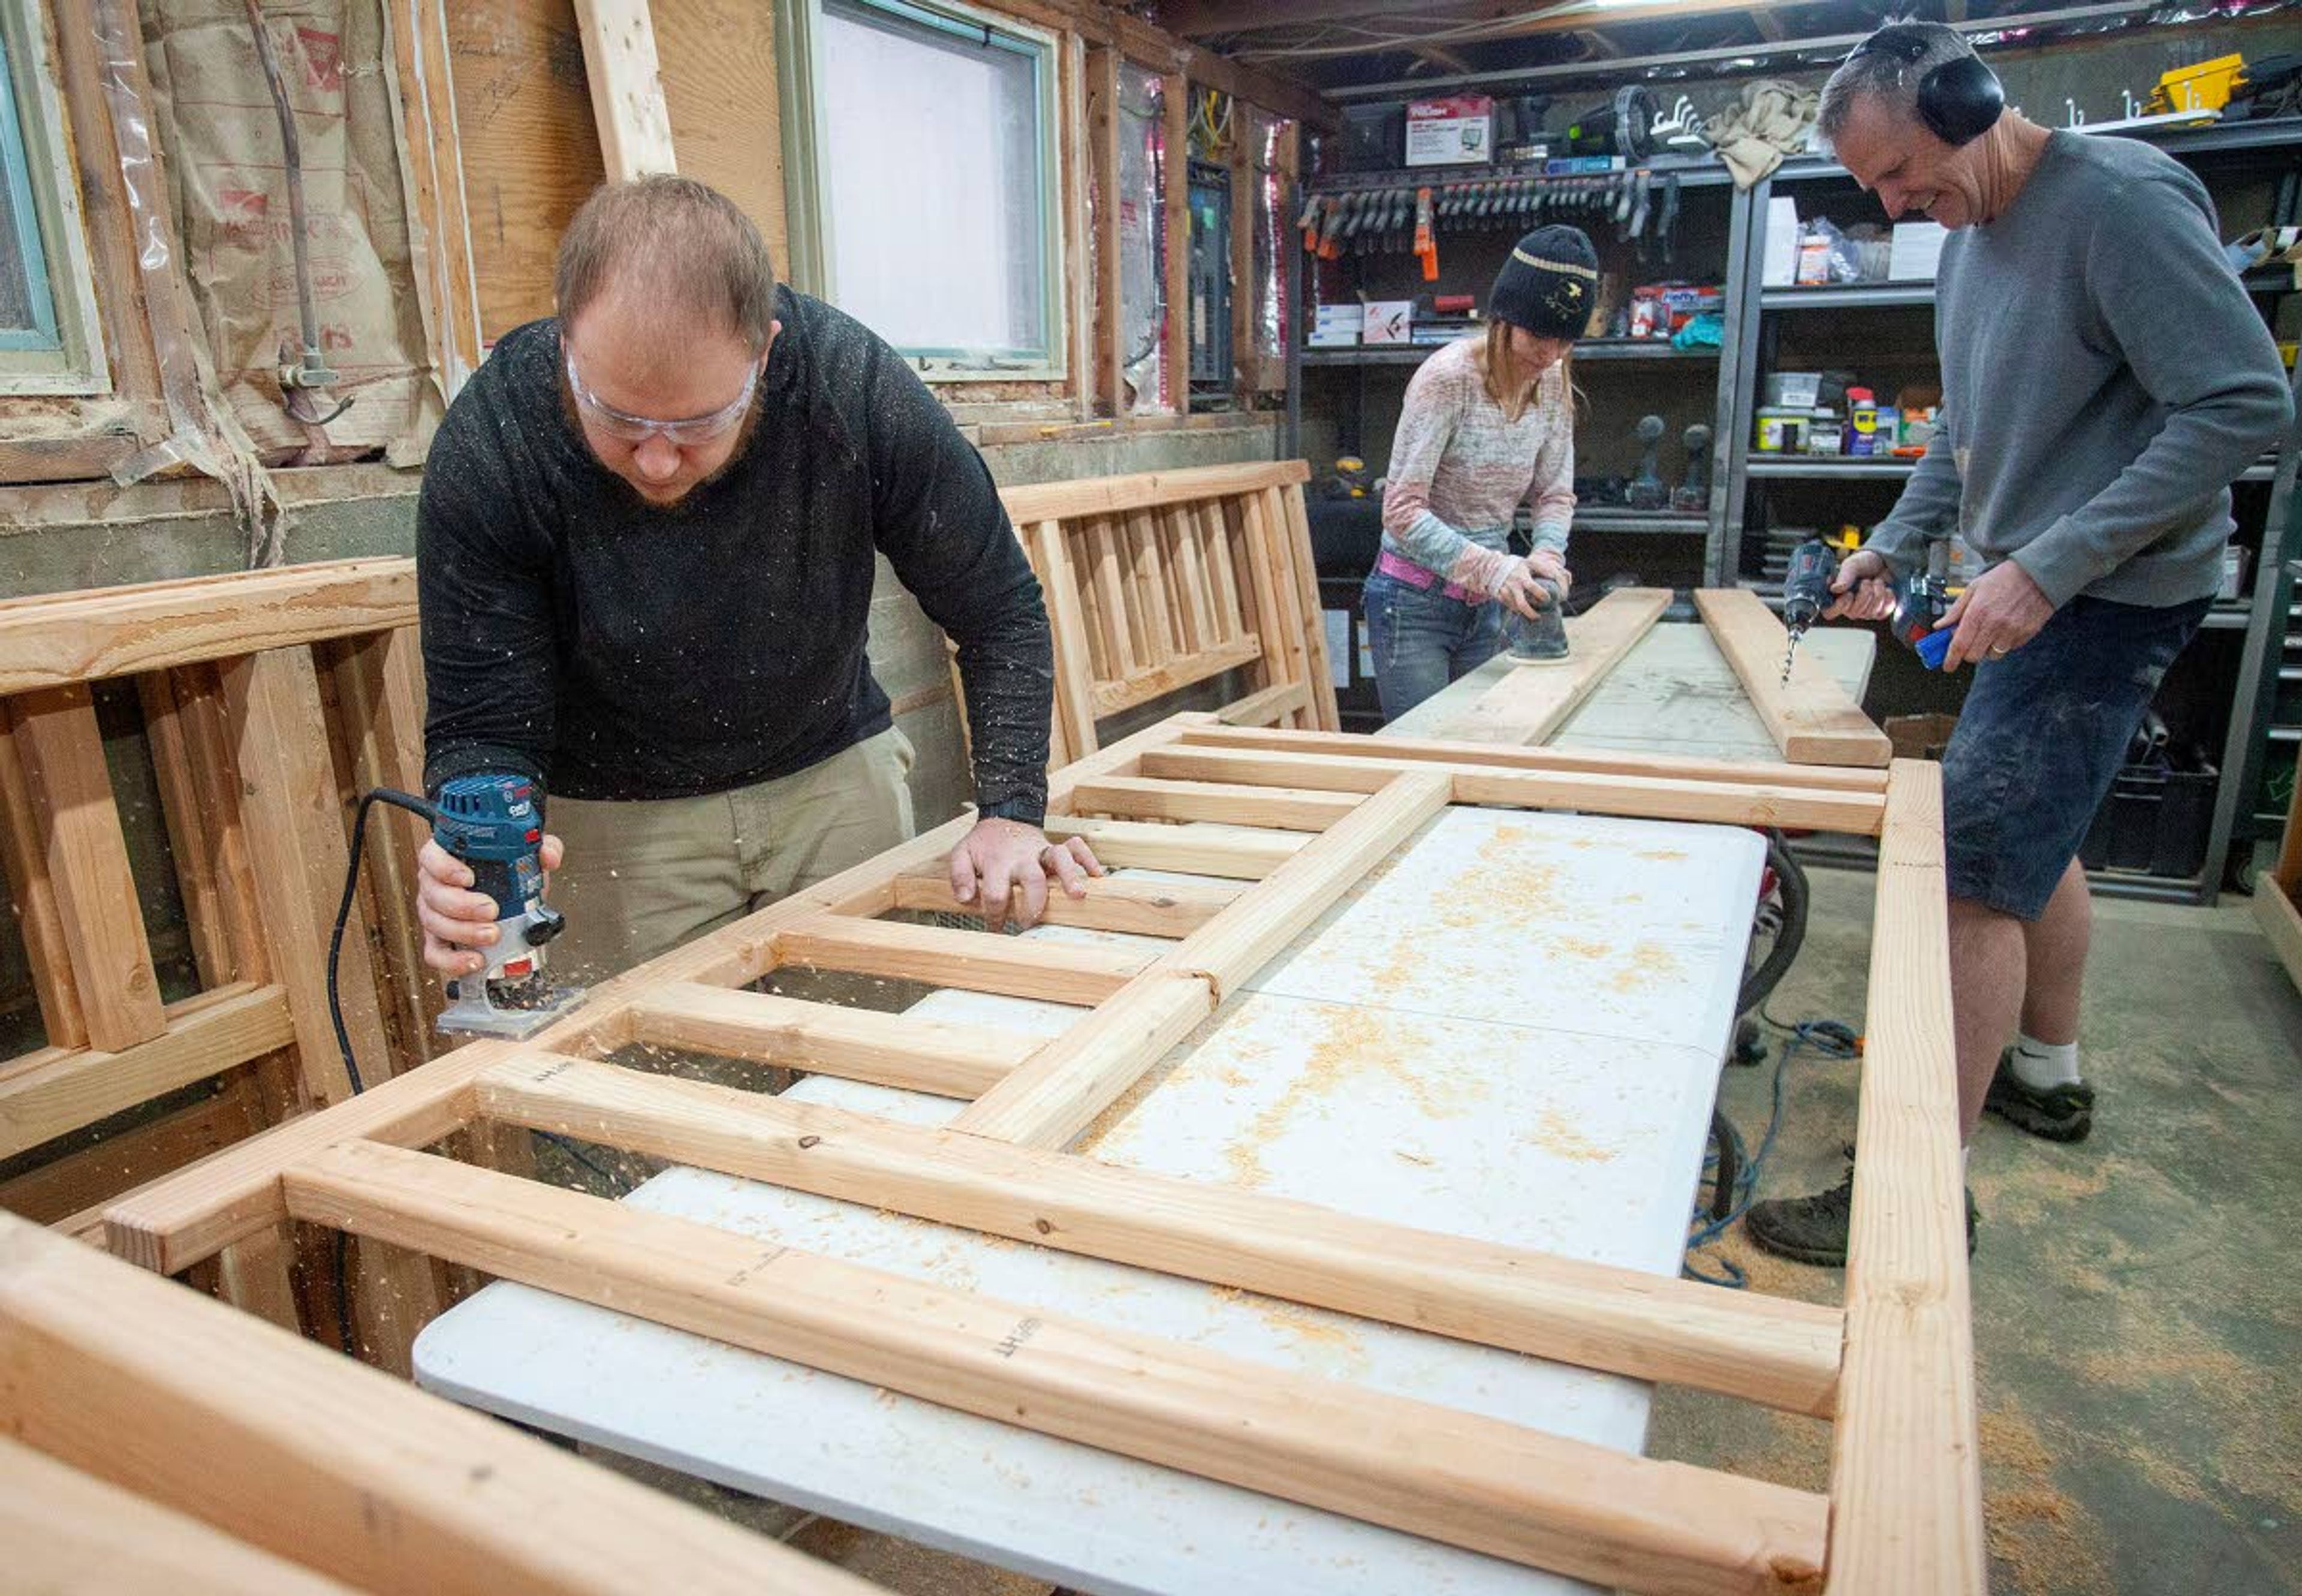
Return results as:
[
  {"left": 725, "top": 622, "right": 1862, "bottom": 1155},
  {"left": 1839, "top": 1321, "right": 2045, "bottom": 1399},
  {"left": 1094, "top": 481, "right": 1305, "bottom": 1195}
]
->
[{"left": 1865, "top": 130, "right": 2293, "bottom": 609}]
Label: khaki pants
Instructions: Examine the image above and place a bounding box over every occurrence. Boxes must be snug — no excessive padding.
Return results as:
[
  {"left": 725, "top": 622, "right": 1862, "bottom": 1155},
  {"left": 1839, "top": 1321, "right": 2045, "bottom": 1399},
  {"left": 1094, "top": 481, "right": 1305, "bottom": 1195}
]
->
[{"left": 541, "top": 727, "right": 916, "bottom": 984}]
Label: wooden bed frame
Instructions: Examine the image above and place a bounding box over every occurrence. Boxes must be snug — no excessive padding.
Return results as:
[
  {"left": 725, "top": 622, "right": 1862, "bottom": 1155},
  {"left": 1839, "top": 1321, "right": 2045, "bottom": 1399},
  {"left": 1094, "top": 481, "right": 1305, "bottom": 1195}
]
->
[{"left": 105, "top": 713, "right": 1982, "bottom": 1596}]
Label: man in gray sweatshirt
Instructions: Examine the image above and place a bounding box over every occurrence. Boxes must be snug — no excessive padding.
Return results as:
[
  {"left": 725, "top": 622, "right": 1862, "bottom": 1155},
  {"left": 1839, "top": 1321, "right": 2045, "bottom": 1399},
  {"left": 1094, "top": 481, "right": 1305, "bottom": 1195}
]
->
[{"left": 1747, "top": 22, "right": 2294, "bottom": 1267}]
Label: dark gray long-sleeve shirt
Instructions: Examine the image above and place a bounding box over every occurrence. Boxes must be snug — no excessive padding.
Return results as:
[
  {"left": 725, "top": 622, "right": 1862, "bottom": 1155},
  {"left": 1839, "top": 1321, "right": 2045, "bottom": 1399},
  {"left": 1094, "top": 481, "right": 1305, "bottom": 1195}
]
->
[
  {"left": 417, "top": 289, "right": 1053, "bottom": 821},
  {"left": 1865, "top": 130, "right": 2294, "bottom": 607}
]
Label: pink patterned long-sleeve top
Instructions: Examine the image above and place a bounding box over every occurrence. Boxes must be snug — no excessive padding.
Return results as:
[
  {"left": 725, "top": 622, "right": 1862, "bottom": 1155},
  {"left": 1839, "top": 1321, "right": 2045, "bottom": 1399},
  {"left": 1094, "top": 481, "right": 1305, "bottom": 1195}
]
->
[{"left": 1379, "top": 336, "right": 1577, "bottom": 599}]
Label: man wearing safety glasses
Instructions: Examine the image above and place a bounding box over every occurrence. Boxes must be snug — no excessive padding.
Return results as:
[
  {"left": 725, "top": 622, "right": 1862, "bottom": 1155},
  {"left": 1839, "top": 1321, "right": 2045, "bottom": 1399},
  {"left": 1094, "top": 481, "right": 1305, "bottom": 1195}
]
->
[{"left": 412, "top": 176, "right": 1100, "bottom": 985}]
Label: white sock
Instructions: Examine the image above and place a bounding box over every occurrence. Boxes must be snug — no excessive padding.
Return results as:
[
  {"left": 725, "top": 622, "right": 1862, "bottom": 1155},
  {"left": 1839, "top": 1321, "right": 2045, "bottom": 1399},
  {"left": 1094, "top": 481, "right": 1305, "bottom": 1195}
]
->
[{"left": 2010, "top": 1032, "right": 2081, "bottom": 1090}]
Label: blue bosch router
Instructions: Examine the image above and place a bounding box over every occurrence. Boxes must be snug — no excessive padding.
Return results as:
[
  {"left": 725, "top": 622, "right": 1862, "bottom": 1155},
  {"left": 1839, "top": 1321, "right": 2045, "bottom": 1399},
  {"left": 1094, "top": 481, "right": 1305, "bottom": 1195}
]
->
[{"left": 430, "top": 773, "right": 583, "bottom": 1039}]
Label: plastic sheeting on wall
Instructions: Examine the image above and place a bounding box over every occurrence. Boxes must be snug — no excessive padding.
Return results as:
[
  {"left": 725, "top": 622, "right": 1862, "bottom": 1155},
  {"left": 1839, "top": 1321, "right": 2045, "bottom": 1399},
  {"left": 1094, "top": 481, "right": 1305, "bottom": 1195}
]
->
[{"left": 1117, "top": 63, "right": 1164, "bottom": 414}]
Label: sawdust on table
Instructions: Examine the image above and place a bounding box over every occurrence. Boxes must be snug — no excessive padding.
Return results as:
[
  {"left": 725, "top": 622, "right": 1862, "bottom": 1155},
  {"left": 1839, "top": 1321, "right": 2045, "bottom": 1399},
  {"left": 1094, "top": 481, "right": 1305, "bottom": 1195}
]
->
[
  {"left": 1523, "top": 1107, "right": 1617, "bottom": 1163},
  {"left": 1222, "top": 1005, "right": 1478, "bottom": 1190}
]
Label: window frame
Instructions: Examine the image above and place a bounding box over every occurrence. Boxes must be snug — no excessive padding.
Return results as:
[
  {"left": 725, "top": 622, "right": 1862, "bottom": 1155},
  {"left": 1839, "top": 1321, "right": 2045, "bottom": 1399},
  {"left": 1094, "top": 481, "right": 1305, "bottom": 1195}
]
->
[
  {"left": 789, "top": 0, "right": 1069, "bottom": 382},
  {"left": 0, "top": 0, "right": 109, "bottom": 396}
]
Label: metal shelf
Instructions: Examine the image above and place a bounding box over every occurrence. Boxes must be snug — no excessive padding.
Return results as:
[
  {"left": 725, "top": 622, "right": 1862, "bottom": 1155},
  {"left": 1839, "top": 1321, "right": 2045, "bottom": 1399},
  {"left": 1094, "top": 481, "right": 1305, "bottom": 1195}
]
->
[
  {"left": 1746, "top": 458, "right": 1917, "bottom": 480},
  {"left": 1572, "top": 508, "right": 1709, "bottom": 534},
  {"left": 2241, "top": 460, "right": 2282, "bottom": 483},
  {"left": 1299, "top": 339, "right": 1719, "bottom": 368},
  {"left": 1300, "top": 345, "right": 1437, "bottom": 367},
  {"left": 2204, "top": 606, "right": 2255, "bottom": 631},
  {"left": 1759, "top": 284, "right": 1935, "bottom": 311},
  {"left": 1767, "top": 118, "right": 2302, "bottom": 186}
]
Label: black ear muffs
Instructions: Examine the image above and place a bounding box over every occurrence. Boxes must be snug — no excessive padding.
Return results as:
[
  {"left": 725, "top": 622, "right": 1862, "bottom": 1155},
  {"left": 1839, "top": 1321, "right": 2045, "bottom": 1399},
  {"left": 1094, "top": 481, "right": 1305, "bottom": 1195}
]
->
[{"left": 1849, "top": 26, "right": 2005, "bottom": 147}]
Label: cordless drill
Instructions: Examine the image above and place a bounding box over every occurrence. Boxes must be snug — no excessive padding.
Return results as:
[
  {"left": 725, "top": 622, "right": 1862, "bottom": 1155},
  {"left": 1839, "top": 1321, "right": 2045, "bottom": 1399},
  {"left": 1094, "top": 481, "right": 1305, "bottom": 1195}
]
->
[
  {"left": 1781, "top": 536, "right": 1955, "bottom": 677},
  {"left": 432, "top": 772, "right": 584, "bottom": 1039}
]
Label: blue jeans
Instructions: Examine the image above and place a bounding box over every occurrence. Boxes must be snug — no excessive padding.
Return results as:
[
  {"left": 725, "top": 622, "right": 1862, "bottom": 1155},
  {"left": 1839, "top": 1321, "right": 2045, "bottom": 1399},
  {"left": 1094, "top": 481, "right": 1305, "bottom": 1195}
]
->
[
  {"left": 1363, "top": 568, "right": 1502, "bottom": 724},
  {"left": 1942, "top": 592, "right": 2209, "bottom": 919}
]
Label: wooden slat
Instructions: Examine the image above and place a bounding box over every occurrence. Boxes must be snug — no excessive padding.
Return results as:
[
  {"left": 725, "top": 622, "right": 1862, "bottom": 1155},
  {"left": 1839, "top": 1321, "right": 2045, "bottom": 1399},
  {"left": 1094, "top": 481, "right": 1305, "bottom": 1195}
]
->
[
  {"left": 1030, "top": 519, "right": 1102, "bottom": 761},
  {"left": 1128, "top": 510, "right": 1177, "bottom": 665},
  {"left": 1039, "top": 814, "right": 1306, "bottom": 877},
  {"left": 0, "top": 1210, "right": 880, "bottom": 1596},
  {"left": 1086, "top": 521, "right": 1140, "bottom": 678},
  {"left": 1827, "top": 761, "right": 1985, "bottom": 1593},
  {"left": 10, "top": 685, "right": 166, "bottom": 1052},
  {"left": 1438, "top": 587, "right": 1673, "bottom": 745},
  {"left": 996, "top": 460, "right": 1310, "bottom": 525},
  {"left": 223, "top": 648, "right": 388, "bottom": 1110},
  {"left": 1254, "top": 489, "right": 1316, "bottom": 727},
  {"left": 1235, "top": 489, "right": 1301, "bottom": 725},
  {"left": 1228, "top": 110, "right": 1257, "bottom": 396},
  {"left": 168, "top": 663, "right": 273, "bottom": 983},
  {"left": 1275, "top": 484, "right": 1343, "bottom": 730},
  {"left": 1086, "top": 45, "right": 1123, "bottom": 414},
  {"left": 890, "top": 868, "right": 1242, "bottom": 936},
  {"left": 1161, "top": 70, "right": 1189, "bottom": 416},
  {"left": 287, "top": 1140, "right": 1827, "bottom": 1596},
  {"left": 1693, "top": 588, "right": 1894, "bottom": 768},
  {"left": 137, "top": 672, "right": 231, "bottom": 986},
  {"left": 385, "top": 0, "right": 486, "bottom": 389},
  {"left": 626, "top": 984, "right": 1035, "bottom": 1098},
  {"left": 572, "top": 0, "right": 678, "bottom": 180},
  {"left": 1197, "top": 499, "right": 1246, "bottom": 645},
  {"left": 1165, "top": 504, "right": 1217, "bottom": 652},
  {"left": 0, "top": 695, "right": 88, "bottom": 1050},
  {"left": 1215, "top": 680, "right": 1309, "bottom": 727},
  {"left": 0, "top": 560, "right": 416, "bottom": 695},
  {"left": 774, "top": 916, "right": 1152, "bottom": 1005},
  {"left": 2253, "top": 874, "right": 2302, "bottom": 995},
  {"left": 1090, "top": 636, "right": 1263, "bottom": 716},
  {"left": 0, "top": 1432, "right": 358, "bottom": 1595},
  {"left": 1140, "top": 743, "right": 1891, "bottom": 835},
  {"left": 1, "top": 1075, "right": 261, "bottom": 1229},
  {"left": 480, "top": 1053, "right": 1844, "bottom": 1416},
  {"left": 1071, "top": 774, "right": 1361, "bottom": 830},
  {"left": 0, "top": 985, "right": 294, "bottom": 1162}
]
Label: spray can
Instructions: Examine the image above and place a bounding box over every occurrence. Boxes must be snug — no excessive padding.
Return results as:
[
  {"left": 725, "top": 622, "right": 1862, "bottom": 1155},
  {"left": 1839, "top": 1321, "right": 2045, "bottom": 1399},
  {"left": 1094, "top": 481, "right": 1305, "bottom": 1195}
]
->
[{"left": 1846, "top": 387, "right": 1879, "bottom": 457}]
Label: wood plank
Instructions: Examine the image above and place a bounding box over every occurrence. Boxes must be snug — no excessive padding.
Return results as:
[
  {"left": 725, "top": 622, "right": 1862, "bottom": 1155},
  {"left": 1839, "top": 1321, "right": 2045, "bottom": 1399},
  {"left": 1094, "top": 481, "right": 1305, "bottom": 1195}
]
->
[
  {"left": 1086, "top": 45, "right": 1122, "bottom": 414},
  {"left": 1030, "top": 519, "right": 1102, "bottom": 761},
  {"left": 890, "top": 868, "right": 1242, "bottom": 936},
  {"left": 0, "top": 1075, "right": 261, "bottom": 1228},
  {"left": 1071, "top": 774, "right": 1360, "bottom": 831},
  {"left": 10, "top": 685, "right": 166, "bottom": 1052},
  {"left": 1236, "top": 489, "right": 1301, "bottom": 724},
  {"left": 1087, "top": 522, "right": 1140, "bottom": 677},
  {"left": 774, "top": 916, "right": 1152, "bottom": 1006},
  {"left": 1827, "top": 761, "right": 1985, "bottom": 1594},
  {"left": 285, "top": 1140, "right": 1827, "bottom": 1596},
  {"left": 0, "top": 985, "right": 295, "bottom": 1162},
  {"left": 0, "top": 696, "right": 88, "bottom": 1050},
  {"left": 1128, "top": 511, "right": 1177, "bottom": 664},
  {"left": 573, "top": 0, "right": 679, "bottom": 180},
  {"left": 0, "top": 1210, "right": 881, "bottom": 1596},
  {"left": 1039, "top": 814, "right": 1306, "bottom": 877},
  {"left": 2253, "top": 877, "right": 2302, "bottom": 996},
  {"left": 1692, "top": 588, "right": 1894, "bottom": 768},
  {"left": 101, "top": 1040, "right": 517, "bottom": 1276},
  {"left": 1438, "top": 587, "right": 1673, "bottom": 746},
  {"left": 1162, "top": 70, "right": 1189, "bottom": 416},
  {"left": 385, "top": 0, "right": 486, "bottom": 390},
  {"left": 1197, "top": 499, "right": 1246, "bottom": 644},
  {"left": 223, "top": 648, "right": 388, "bottom": 1109},
  {"left": 997, "top": 460, "right": 1309, "bottom": 524},
  {"left": 1254, "top": 489, "right": 1316, "bottom": 727},
  {"left": 1089, "top": 636, "right": 1263, "bottom": 716},
  {"left": 654, "top": 0, "right": 790, "bottom": 279},
  {"left": 1215, "top": 680, "right": 1309, "bottom": 727},
  {"left": 1165, "top": 504, "right": 1218, "bottom": 654},
  {"left": 136, "top": 671, "right": 234, "bottom": 986},
  {"left": 625, "top": 984, "right": 1035, "bottom": 1098},
  {"left": 958, "top": 772, "right": 1450, "bottom": 1148},
  {"left": 1229, "top": 111, "right": 1256, "bottom": 398},
  {"left": 479, "top": 1053, "right": 1844, "bottom": 1416},
  {"left": 1275, "top": 484, "right": 1343, "bottom": 731},
  {"left": 1183, "top": 719, "right": 1893, "bottom": 792},
  {"left": 0, "top": 560, "right": 416, "bottom": 695},
  {"left": 0, "top": 1432, "right": 358, "bottom": 1595},
  {"left": 1140, "top": 743, "right": 1890, "bottom": 834}
]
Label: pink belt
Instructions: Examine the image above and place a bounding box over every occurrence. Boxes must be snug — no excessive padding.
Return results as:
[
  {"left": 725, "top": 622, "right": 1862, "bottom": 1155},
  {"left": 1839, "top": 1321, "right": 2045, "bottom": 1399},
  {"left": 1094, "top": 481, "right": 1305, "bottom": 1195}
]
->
[{"left": 1375, "top": 547, "right": 1482, "bottom": 604}]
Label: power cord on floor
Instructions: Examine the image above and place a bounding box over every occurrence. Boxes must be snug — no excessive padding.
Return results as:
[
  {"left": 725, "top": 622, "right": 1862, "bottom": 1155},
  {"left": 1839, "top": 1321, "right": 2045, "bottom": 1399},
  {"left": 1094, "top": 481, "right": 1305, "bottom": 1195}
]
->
[{"left": 1683, "top": 1015, "right": 1860, "bottom": 1288}]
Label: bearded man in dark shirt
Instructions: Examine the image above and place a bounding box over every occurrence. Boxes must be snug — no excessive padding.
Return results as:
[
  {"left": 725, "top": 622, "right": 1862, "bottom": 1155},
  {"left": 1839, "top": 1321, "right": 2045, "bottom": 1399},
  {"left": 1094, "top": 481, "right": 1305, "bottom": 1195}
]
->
[{"left": 414, "top": 176, "right": 1099, "bottom": 983}]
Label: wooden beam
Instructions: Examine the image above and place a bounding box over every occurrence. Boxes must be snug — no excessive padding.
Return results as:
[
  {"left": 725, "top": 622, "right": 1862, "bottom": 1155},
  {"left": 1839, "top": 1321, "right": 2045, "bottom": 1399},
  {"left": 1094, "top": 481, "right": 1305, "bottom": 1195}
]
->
[
  {"left": 774, "top": 916, "right": 1152, "bottom": 1006},
  {"left": 0, "top": 561, "right": 415, "bottom": 696},
  {"left": 1244, "top": 489, "right": 1312, "bottom": 727},
  {"left": 1228, "top": 100, "right": 1255, "bottom": 399},
  {"left": 1071, "top": 773, "right": 1361, "bottom": 830},
  {"left": 625, "top": 984, "right": 1035, "bottom": 1098},
  {"left": 285, "top": 1139, "right": 1827, "bottom": 1596},
  {"left": 1040, "top": 814, "right": 1307, "bottom": 877},
  {"left": 1090, "top": 637, "right": 1264, "bottom": 715},
  {"left": 2254, "top": 875, "right": 2302, "bottom": 995},
  {"left": 653, "top": 0, "right": 789, "bottom": 279},
  {"left": 1161, "top": 71, "right": 1190, "bottom": 416},
  {"left": 136, "top": 672, "right": 231, "bottom": 986},
  {"left": 1827, "top": 761, "right": 1985, "bottom": 1594},
  {"left": 0, "top": 696, "right": 88, "bottom": 1051},
  {"left": 890, "top": 868, "right": 1242, "bottom": 937},
  {"left": 1215, "top": 680, "right": 1309, "bottom": 727},
  {"left": 0, "top": 1075, "right": 260, "bottom": 1230},
  {"left": 1275, "top": 484, "right": 1342, "bottom": 731},
  {"left": 0, "top": 985, "right": 294, "bottom": 1163},
  {"left": 385, "top": 0, "right": 486, "bottom": 392},
  {"left": 572, "top": 0, "right": 678, "bottom": 181},
  {"left": 1031, "top": 520, "right": 1102, "bottom": 760},
  {"left": 0, "top": 1432, "right": 358, "bottom": 1595},
  {"left": 1086, "top": 46, "right": 1124, "bottom": 415},
  {"left": 10, "top": 685, "right": 167, "bottom": 1052},
  {"left": 999, "top": 459, "right": 1309, "bottom": 523},
  {"left": 0, "top": 1210, "right": 881, "bottom": 1596},
  {"left": 165, "top": 662, "right": 273, "bottom": 984},
  {"left": 1436, "top": 587, "right": 1671, "bottom": 745},
  {"left": 481, "top": 1052, "right": 1843, "bottom": 1415},
  {"left": 1692, "top": 589, "right": 1894, "bottom": 768}
]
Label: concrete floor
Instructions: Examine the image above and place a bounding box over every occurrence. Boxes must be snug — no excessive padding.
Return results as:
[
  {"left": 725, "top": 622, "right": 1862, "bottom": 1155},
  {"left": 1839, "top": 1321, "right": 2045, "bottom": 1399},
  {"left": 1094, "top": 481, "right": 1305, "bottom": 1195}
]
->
[{"left": 1656, "top": 866, "right": 2302, "bottom": 1596}]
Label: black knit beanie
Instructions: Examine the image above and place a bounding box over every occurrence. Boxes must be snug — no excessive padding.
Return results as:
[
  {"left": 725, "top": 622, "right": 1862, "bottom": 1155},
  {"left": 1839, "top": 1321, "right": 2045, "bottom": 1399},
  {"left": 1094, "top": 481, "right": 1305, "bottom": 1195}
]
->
[{"left": 1489, "top": 225, "right": 1599, "bottom": 340}]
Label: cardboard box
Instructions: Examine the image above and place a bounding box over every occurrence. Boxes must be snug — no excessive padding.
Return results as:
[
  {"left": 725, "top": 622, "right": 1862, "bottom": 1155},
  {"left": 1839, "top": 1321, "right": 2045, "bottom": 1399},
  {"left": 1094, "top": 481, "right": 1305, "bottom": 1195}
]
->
[
  {"left": 1889, "top": 221, "right": 1948, "bottom": 281},
  {"left": 1762, "top": 197, "right": 1800, "bottom": 287},
  {"left": 1362, "top": 300, "right": 1414, "bottom": 344},
  {"left": 1886, "top": 713, "right": 1960, "bottom": 763},
  {"left": 1405, "top": 95, "right": 1494, "bottom": 167},
  {"left": 1309, "top": 304, "right": 1360, "bottom": 348}
]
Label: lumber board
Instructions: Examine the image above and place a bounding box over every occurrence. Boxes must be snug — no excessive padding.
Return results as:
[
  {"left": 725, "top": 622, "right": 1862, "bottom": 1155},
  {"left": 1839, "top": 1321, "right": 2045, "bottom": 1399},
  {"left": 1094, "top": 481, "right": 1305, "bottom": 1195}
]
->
[
  {"left": 775, "top": 916, "right": 1150, "bottom": 1005},
  {"left": 1164, "top": 503, "right": 1218, "bottom": 651},
  {"left": 1437, "top": 587, "right": 1672, "bottom": 745},
  {"left": 1827, "top": 761, "right": 1985, "bottom": 1594},
  {"left": 285, "top": 1139, "right": 1828, "bottom": 1596},
  {"left": 625, "top": 984, "right": 1034, "bottom": 1098},
  {"left": 1692, "top": 589, "right": 1894, "bottom": 768},
  {"left": 1030, "top": 520, "right": 1101, "bottom": 760},
  {"left": 384, "top": 0, "right": 486, "bottom": 390},
  {"left": 0, "top": 1211, "right": 879, "bottom": 1596},
  {"left": 477, "top": 1053, "right": 1843, "bottom": 1416},
  {"left": 10, "top": 684, "right": 167, "bottom": 1052},
  {"left": 1090, "top": 637, "right": 1264, "bottom": 717},
  {"left": 137, "top": 671, "right": 231, "bottom": 985},
  {"left": 1215, "top": 680, "right": 1310, "bottom": 728},
  {"left": 100, "top": 1040, "right": 519, "bottom": 1276},
  {"left": 1138, "top": 743, "right": 1890, "bottom": 835},
  {"left": 222, "top": 648, "right": 387, "bottom": 1110},
  {"left": 1086, "top": 45, "right": 1122, "bottom": 413},
  {"left": 165, "top": 662, "right": 273, "bottom": 983},
  {"left": 997, "top": 460, "right": 1310, "bottom": 525},
  {"left": 0, "top": 695, "right": 88, "bottom": 1050},
  {"left": 573, "top": 0, "right": 678, "bottom": 181},
  {"left": 890, "top": 868, "right": 1242, "bottom": 936},
  {"left": 1197, "top": 499, "right": 1248, "bottom": 645},
  {"left": 1086, "top": 521, "right": 1140, "bottom": 679},
  {"left": 2253, "top": 875, "right": 2302, "bottom": 996},
  {"left": 0, "top": 1432, "right": 357, "bottom": 1595},
  {"left": 0, "top": 560, "right": 417, "bottom": 695},
  {"left": 1069, "top": 773, "right": 1361, "bottom": 830},
  {"left": 1126, "top": 510, "right": 1176, "bottom": 665},
  {"left": 1245, "top": 489, "right": 1312, "bottom": 727},
  {"left": 1275, "top": 483, "right": 1343, "bottom": 730},
  {"left": 0, "top": 1074, "right": 261, "bottom": 1228},
  {"left": 1039, "top": 814, "right": 1307, "bottom": 877},
  {"left": 653, "top": 0, "right": 790, "bottom": 277},
  {"left": 1162, "top": 71, "right": 1189, "bottom": 416},
  {"left": 0, "top": 984, "right": 294, "bottom": 1162}
]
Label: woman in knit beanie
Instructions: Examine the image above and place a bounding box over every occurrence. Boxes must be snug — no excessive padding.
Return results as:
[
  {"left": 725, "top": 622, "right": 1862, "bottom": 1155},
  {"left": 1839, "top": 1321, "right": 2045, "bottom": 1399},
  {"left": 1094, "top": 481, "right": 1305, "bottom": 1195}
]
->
[{"left": 1364, "top": 224, "right": 1595, "bottom": 718}]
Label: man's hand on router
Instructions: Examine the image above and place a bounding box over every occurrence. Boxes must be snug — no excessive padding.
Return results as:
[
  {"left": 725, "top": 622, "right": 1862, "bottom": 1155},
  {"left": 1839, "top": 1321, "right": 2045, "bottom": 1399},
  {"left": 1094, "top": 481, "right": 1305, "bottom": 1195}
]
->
[
  {"left": 417, "top": 833, "right": 565, "bottom": 977},
  {"left": 950, "top": 817, "right": 1105, "bottom": 932}
]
